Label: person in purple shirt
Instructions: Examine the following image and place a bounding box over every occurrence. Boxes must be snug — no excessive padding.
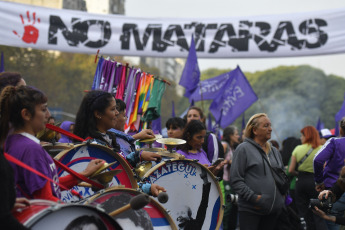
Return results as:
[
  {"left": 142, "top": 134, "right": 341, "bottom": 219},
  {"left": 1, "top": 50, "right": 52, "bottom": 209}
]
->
[
  {"left": 0, "top": 86, "right": 104, "bottom": 202},
  {"left": 186, "top": 106, "right": 224, "bottom": 164},
  {"left": 177, "top": 120, "right": 225, "bottom": 175},
  {"left": 58, "top": 121, "right": 75, "bottom": 143},
  {"left": 313, "top": 117, "right": 345, "bottom": 230}
]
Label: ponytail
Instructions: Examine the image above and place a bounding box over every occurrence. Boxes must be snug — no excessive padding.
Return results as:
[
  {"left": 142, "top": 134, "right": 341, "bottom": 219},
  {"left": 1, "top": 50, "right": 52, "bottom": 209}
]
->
[{"left": 0, "top": 86, "right": 16, "bottom": 144}]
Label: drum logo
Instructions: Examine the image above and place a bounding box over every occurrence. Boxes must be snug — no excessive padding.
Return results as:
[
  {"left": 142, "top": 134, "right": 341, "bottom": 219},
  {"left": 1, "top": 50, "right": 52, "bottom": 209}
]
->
[{"left": 148, "top": 161, "right": 197, "bottom": 184}]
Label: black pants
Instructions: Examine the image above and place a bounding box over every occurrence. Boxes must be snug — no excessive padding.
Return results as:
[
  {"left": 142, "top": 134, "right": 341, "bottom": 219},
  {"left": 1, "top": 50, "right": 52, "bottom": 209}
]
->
[
  {"left": 295, "top": 172, "right": 327, "bottom": 230},
  {"left": 239, "top": 211, "right": 278, "bottom": 230}
]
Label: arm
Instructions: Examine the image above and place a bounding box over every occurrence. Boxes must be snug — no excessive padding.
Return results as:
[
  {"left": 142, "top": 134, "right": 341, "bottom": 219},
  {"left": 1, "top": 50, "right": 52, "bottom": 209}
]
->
[
  {"left": 132, "top": 129, "right": 155, "bottom": 140},
  {"left": 313, "top": 139, "right": 335, "bottom": 184},
  {"left": 59, "top": 174, "right": 78, "bottom": 190},
  {"left": 32, "top": 181, "right": 60, "bottom": 202},
  {"left": 206, "top": 133, "right": 218, "bottom": 163},
  {"left": 229, "top": 147, "right": 257, "bottom": 203},
  {"left": 288, "top": 156, "right": 298, "bottom": 176}
]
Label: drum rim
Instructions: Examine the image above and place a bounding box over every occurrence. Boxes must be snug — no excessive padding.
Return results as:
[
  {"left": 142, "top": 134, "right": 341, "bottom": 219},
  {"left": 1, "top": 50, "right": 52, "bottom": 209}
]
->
[
  {"left": 21, "top": 201, "right": 121, "bottom": 229},
  {"left": 137, "top": 147, "right": 182, "bottom": 159},
  {"left": 42, "top": 142, "right": 74, "bottom": 150},
  {"left": 83, "top": 187, "right": 177, "bottom": 230},
  {"left": 54, "top": 143, "right": 138, "bottom": 189},
  {"left": 142, "top": 159, "right": 224, "bottom": 230}
]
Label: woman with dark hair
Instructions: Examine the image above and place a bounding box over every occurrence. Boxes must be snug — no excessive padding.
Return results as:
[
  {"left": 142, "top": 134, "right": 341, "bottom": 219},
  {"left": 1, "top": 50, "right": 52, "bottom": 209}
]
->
[
  {"left": 288, "top": 126, "right": 326, "bottom": 230},
  {"left": 177, "top": 120, "right": 225, "bottom": 175},
  {"left": 108, "top": 99, "right": 156, "bottom": 157},
  {"left": 221, "top": 125, "right": 240, "bottom": 230},
  {"left": 74, "top": 91, "right": 165, "bottom": 196},
  {"left": 166, "top": 117, "right": 185, "bottom": 139},
  {"left": 0, "top": 72, "right": 26, "bottom": 92},
  {"left": 177, "top": 120, "right": 210, "bottom": 166},
  {"left": 222, "top": 125, "right": 240, "bottom": 177},
  {"left": 230, "top": 113, "right": 284, "bottom": 230},
  {"left": 186, "top": 106, "right": 224, "bottom": 164},
  {"left": 0, "top": 86, "right": 104, "bottom": 202}
]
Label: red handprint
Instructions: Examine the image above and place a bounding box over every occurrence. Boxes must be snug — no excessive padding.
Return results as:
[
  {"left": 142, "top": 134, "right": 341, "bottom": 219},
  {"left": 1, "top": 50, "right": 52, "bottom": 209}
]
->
[{"left": 13, "top": 11, "right": 40, "bottom": 44}]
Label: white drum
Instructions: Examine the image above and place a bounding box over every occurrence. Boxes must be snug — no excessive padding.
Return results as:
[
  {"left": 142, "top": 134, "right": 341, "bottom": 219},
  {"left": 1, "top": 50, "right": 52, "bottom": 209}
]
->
[
  {"left": 13, "top": 200, "right": 122, "bottom": 229},
  {"left": 143, "top": 159, "right": 224, "bottom": 230}
]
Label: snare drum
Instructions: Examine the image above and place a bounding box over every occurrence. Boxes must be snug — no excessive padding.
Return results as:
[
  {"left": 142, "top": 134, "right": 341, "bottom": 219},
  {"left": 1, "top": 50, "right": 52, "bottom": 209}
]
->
[
  {"left": 55, "top": 143, "right": 137, "bottom": 203},
  {"left": 42, "top": 142, "right": 74, "bottom": 158},
  {"left": 143, "top": 159, "right": 224, "bottom": 230},
  {"left": 14, "top": 199, "right": 122, "bottom": 230},
  {"left": 83, "top": 187, "right": 177, "bottom": 230}
]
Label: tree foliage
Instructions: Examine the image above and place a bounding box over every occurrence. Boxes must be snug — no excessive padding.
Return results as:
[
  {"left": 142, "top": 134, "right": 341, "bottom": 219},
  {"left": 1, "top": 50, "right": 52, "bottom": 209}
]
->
[{"left": 198, "top": 65, "right": 345, "bottom": 141}]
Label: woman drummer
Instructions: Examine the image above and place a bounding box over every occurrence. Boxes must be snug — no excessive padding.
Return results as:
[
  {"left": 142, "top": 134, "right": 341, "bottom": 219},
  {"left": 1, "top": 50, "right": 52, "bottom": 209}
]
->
[
  {"left": 0, "top": 86, "right": 105, "bottom": 202},
  {"left": 177, "top": 120, "right": 225, "bottom": 175},
  {"left": 186, "top": 106, "right": 224, "bottom": 164},
  {"left": 108, "top": 98, "right": 156, "bottom": 157},
  {"left": 74, "top": 90, "right": 165, "bottom": 196}
]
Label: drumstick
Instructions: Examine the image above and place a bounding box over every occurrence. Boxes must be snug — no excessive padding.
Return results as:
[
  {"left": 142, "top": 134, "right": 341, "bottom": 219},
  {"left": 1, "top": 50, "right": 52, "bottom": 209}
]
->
[
  {"left": 108, "top": 194, "right": 150, "bottom": 217},
  {"left": 157, "top": 190, "right": 169, "bottom": 204},
  {"left": 78, "top": 182, "right": 92, "bottom": 187}
]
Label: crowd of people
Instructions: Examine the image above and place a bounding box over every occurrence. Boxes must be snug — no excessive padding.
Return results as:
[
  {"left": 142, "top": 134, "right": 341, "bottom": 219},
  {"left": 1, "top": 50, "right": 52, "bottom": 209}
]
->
[{"left": 1, "top": 71, "right": 345, "bottom": 230}]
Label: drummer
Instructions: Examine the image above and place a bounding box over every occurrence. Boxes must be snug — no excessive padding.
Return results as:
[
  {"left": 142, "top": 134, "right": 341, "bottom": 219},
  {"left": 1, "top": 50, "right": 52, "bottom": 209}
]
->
[
  {"left": 108, "top": 99, "right": 155, "bottom": 157},
  {"left": 177, "top": 120, "right": 226, "bottom": 175},
  {"left": 74, "top": 90, "right": 166, "bottom": 197},
  {"left": 0, "top": 86, "right": 105, "bottom": 202}
]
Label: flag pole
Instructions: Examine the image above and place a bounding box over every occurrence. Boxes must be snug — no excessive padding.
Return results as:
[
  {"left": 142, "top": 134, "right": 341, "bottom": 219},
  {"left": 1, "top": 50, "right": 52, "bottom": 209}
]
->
[
  {"left": 257, "top": 99, "right": 281, "bottom": 144},
  {"left": 199, "top": 81, "right": 204, "bottom": 111}
]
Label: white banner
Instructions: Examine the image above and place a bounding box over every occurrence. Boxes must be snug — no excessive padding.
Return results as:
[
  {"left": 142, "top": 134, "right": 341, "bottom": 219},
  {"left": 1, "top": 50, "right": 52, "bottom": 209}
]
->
[{"left": 1, "top": 1, "right": 345, "bottom": 58}]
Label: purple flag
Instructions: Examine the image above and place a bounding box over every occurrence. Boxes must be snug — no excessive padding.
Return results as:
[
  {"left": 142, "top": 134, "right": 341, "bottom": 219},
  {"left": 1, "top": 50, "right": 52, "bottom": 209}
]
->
[
  {"left": 210, "top": 67, "right": 258, "bottom": 128},
  {"left": 190, "top": 99, "right": 194, "bottom": 107},
  {"left": 179, "top": 36, "right": 200, "bottom": 99},
  {"left": 212, "top": 109, "right": 223, "bottom": 139},
  {"left": 189, "top": 70, "right": 233, "bottom": 101},
  {"left": 335, "top": 93, "right": 345, "bottom": 136},
  {"left": 315, "top": 117, "right": 324, "bottom": 132},
  {"left": 171, "top": 101, "right": 175, "bottom": 117},
  {"left": 0, "top": 52, "right": 4, "bottom": 73},
  {"left": 151, "top": 117, "right": 162, "bottom": 135}
]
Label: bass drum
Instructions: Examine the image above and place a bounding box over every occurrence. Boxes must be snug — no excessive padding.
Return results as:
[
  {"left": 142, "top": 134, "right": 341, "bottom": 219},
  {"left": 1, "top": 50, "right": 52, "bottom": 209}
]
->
[
  {"left": 143, "top": 159, "right": 224, "bottom": 230},
  {"left": 83, "top": 187, "right": 177, "bottom": 230},
  {"left": 13, "top": 199, "right": 122, "bottom": 230},
  {"left": 55, "top": 143, "right": 137, "bottom": 203}
]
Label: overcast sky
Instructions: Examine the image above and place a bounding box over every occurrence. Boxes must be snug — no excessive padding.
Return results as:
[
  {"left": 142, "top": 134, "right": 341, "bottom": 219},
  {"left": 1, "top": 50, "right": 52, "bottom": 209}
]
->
[{"left": 125, "top": 0, "right": 345, "bottom": 77}]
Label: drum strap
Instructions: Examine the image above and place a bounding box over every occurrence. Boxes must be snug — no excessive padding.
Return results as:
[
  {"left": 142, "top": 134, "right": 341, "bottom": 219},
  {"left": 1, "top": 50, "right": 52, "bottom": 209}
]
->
[{"left": 53, "top": 159, "right": 104, "bottom": 189}]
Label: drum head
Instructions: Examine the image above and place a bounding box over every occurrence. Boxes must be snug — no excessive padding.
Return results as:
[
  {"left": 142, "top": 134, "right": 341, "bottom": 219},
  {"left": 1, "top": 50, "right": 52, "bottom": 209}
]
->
[
  {"left": 84, "top": 187, "right": 177, "bottom": 230},
  {"left": 143, "top": 159, "right": 224, "bottom": 230},
  {"left": 55, "top": 143, "right": 137, "bottom": 203},
  {"left": 14, "top": 200, "right": 122, "bottom": 230}
]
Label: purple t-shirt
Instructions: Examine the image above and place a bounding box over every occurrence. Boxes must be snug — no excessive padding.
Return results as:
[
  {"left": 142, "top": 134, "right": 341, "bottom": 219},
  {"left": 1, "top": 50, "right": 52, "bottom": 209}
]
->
[
  {"left": 5, "top": 134, "right": 61, "bottom": 199},
  {"left": 177, "top": 149, "right": 211, "bottom": 166}
]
